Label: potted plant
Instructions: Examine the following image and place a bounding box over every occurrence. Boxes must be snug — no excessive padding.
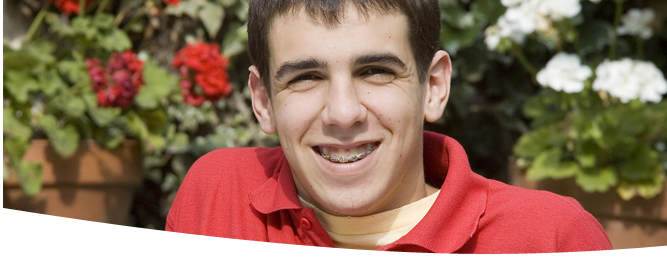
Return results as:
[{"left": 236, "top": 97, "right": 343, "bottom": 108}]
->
[
  {"left": 482, "top": 0, "right": 667, "bottom": 248},
  {"left": 3, "top": 0, "right": 185, "bottom": 254}
]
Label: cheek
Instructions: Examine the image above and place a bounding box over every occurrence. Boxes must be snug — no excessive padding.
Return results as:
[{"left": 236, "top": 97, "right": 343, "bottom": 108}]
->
[
  {"left": 363, "top": 87, "right": 423, "bottom": 127},
  {"left": 273, "top": 91, "right": 324, "bottom": 141}
]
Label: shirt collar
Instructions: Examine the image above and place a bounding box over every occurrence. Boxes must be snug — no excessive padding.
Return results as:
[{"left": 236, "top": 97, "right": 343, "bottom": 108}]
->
[
  {"left": 378, "top": 131, "right": 488, "bottom": 253},
  {"left": 249, "top": 149, "right": 302, "bottom": 214},
  {"left": 249, "top": 131, "right": 488, "bottom": 252}
]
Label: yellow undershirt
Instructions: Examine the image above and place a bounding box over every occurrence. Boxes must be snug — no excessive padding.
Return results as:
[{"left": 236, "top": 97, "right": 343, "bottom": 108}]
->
[{"left": 298, "top": 190, "right": 440, "bottom": 250}]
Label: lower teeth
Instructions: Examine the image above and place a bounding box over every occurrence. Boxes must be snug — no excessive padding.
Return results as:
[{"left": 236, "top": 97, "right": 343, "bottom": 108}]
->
[{"left": 321, "top": 146, "right": 375, "bottom": 163}]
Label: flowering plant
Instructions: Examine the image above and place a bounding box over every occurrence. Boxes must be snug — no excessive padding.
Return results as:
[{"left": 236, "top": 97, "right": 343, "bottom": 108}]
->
[
  {"left": 2, "top": 0, "right": 275, "bottom": 218},
  {"left": 484, "top": 0, "right": 667, "bottom": 200},
  {"left": 4, "top": 0, "right": 276, "bottom": 228},
  {"left": 172, "top": 42, "right": 232, "bottom": 106},
  {"left": 3, "top": 0, "right": 180, "bottom": 195}
]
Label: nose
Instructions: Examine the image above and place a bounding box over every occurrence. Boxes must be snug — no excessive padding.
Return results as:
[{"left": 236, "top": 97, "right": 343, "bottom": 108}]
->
[{"left": 320, "top": 77, "right": 368, "bottom": 129}]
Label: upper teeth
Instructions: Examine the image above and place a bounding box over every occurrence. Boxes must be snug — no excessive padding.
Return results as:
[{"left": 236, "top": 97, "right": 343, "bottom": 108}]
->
[{"left": 320, "top": 144, "right": 376, "bottom": 163}]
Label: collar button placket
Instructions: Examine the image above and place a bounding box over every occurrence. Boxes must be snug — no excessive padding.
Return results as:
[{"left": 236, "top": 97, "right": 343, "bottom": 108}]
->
[{"left": 299, "top": 217, "right": 312, "bottom": 230}]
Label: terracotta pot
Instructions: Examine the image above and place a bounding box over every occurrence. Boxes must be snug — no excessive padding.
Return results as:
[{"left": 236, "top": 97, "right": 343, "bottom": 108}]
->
[
  {"left": 508, "top": 158, "right": 667, "bottom": 249},
  {"left": 3, "top": 139, "right": 142, "bottom": 225}
]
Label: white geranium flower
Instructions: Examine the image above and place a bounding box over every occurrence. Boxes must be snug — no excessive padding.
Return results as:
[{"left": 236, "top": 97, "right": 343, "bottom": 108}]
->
[
  {"left": 534, "top": 0, "right": 581, "bottom": 20},
  {"left": 617, "top": 8, "right": 656, "bottom": 39},
  {"left": 537, "top": 53, "right": 592, "bottom": 93},
  {"left": 485, "top": 0, "right": 583, "bottom": 50},
  {"left": 484, "top": 25, "right": 503, "bottom": 50},
  {"left": 503, "top": 4, "right": 538, "bottom": 36},
  {"left": 593, "top": 59, "right": 667, "bottom": 103},
  {"left": 501, "top": 0, "right": 524, "bottom": 7}
]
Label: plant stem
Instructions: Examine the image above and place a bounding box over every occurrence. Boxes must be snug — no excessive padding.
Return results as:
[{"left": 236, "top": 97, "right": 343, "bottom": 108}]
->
[
  {"left": 637, "top": 36, "right": 644, "bottom": 60},
  {"left": 96, "top": 0, "right": 111, "bottom": 16},
  {"left": 79, "top": 0, "right": 86, "bottom": 17},
  {"left": 22, "top": 2, "right": 52, "bottom": 44},
  {"left": 510, "top": 42, "right": 537, "bottom": 78},
  {"left": 121, "top": 8, "right": 147, "bottom": 31},
  {"left": 610, "top": 0, "right": 624, "bottom": 60},
  {"left": 573, "top": 32, "right": 585, "bottom": 62}
]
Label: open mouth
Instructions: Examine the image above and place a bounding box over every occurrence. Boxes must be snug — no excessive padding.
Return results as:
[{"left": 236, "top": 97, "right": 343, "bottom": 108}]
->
[{"left": 314, "top": 142, "right": 380, "bottom": 164}]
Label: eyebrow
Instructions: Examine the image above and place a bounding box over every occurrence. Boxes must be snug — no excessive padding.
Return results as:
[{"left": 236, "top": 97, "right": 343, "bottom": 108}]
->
[
  {"left": 275, "top": 58, "right": 327, "bottom": 81},
  {"left": 273, "top": 53, "right": 407, "bottom": 81},
  {"left": 353, "top": 53, "right": 407, "bottom": 71}
]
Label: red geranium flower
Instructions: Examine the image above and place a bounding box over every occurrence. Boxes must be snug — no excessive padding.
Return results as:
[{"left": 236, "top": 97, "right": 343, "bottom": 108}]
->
[
  {"left": 86, "top": 51, "right": 145, "bottom": 108},
  {"left": 164, "top": 0, "right": 181, "bottom": 6},
  {"left": 172, "top": 42, "right": 232, "bottom": 106},
  {"left": 48, "top": 0, "right": 92, "bottom": 15}
]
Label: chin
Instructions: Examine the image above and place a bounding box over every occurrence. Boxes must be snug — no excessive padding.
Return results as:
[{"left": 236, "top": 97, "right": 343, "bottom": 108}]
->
[{"left": 317, "top": 189, "right": 384, "bottom": 216}]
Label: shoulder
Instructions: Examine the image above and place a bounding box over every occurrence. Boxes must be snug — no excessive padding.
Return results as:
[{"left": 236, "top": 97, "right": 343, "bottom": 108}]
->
[
  {"left": 166, "top": 147, "right": 283, "bottom": 231},
  {"left": 472, "top": 179, "right": 612, "bottom": 253},
  {"left": 181, "top": 147, "right": 283, "bottom": 187}
]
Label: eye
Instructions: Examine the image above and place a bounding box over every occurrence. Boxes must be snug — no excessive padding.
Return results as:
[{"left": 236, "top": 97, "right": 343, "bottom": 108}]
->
[
  {"left": 360, "top": 67, "right": 396, "bottom": 84},
  {"left": 288, "top": 73, "right": 319, "bottom": 85},
  {"left": 362, "top": 67, "right": 393, "bottom": 76}
]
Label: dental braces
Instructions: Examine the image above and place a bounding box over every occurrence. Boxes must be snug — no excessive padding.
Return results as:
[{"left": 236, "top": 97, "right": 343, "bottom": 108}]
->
[{"left": 321, "top": 146, "right": 375, "bottom": 163}]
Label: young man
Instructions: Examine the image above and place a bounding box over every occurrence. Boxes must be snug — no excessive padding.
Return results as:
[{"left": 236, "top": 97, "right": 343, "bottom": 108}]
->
[{"left": 166, "top": 0, "right": 612, "bottom": 253}]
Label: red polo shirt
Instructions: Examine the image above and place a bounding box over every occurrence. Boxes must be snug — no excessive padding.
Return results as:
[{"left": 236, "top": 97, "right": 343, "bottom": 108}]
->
[{"left": 166, "top": 131, "right": 612, "bottom": 253}]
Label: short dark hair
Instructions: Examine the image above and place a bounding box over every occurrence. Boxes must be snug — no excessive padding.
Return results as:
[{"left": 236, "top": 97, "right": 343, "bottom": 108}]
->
[{"left": 247, "top": 0, "right": 441, "bottom": 94}]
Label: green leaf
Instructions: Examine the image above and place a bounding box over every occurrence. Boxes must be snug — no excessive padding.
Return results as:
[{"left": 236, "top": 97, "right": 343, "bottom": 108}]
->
[
  {"left": 619, "top": 145, "right": 659, "bottom": 181},
  {"left": 161, "top": 172, "right": 178, "bottom": 192},
  {"left": 575, "top": 167, "right": 617, "bottom": 193},
  {"left": 4, "top": 70, "right": 40, "bottom": 103},
  {"left": 71, "top": 17, "right": 97, "bottom": 40},
  {"left": 126, "top": 112, "right": 150, "bottom": 142},
  {"left": 3, "top": 138, "right": 30, "bottom": 164},
  {"left": 85, "top": 92, "right": 122, "bottom": 126},
  {"left": 58, "top": 60, "right": 89, "bottom": 83},
  {"left": 574, "top": 140, "right": 598, "bottom": 168},
  {"left": 234, "top": 0, "right": 249, "bottom": 21},
  {"left": 166, "top": 0, "right": 204, "bottom": 17},
  {"left": 513, "top": 128, "right": 552, "bottom": 158},
  {"left": 135, "top": 61, "right": 179, "bottom": 109},
  {"left": 93, "top": 13, "right": 115, "bottom": 29},
  {"left": 98, "top": 29, "right": 132, "bottom": 52},
  {"left": 38, "top": 69, "right": 68, "bottom": 96},
  {"left": 45, "top": 13, "right": 75, "bottom": 37},
  {"left": 38, "top": 115, "right": 80, "bottom": 157},
  {"left": 617, "top": 181, "right": 637, "bottom": 200},
  {"left": 219, "top": 0, "right": 237, "bottom": 8},
  {"left": 62, "top": 96, "right": 87, "bottom": 118},
  {"left": 471, "top": 0, "right": 506, "bottom": 25},
  {"left": 15, "top": 161, "right": 43, "bottom": 196},
  {"left": 222, "top": 22, "right": 248, "bottom": 58},
  {"left": 148, "top": 134, "right": 167, "bottom": 152},
  {"left": 3, "top": 109, "right": 32, "bottom": 142},
  {"left": 95, "top": 127, "right": 125, "bottom": 150},
  {"left": 199, "top": 1, "right": 225, "bottom": 38},
  {"left": 440, "top": 19, "right": 483, "bottom": 55},
  {"left": 126, "top": 112, "right": 166, "bottom": 152},
  {"left": 170, "top": 154, "right": 195, "bottom": 176},
  {"left": 526, "top": 148, "right": 579, "bottom": 180},
  {"left": 637, "top": 173, "right": 665, "bottom": 199},
  {"left": 3, "top": 47, "right": 40, "bottom": 70},
  {"left": 166, "top": 132, "right": 190, "bottom": 154}
]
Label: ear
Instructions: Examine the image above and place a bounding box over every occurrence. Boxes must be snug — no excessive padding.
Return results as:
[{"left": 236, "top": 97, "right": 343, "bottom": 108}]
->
[
  {"left": 423, "top": 50, "right": 452, "bottom": 123},
  {"left": 248, "top": 65, "right": 277, "bottom": 134}
]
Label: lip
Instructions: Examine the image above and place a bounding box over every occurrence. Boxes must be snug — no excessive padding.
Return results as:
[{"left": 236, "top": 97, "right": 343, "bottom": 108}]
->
[{"left": 311, "top": 141, "right": 381, "bottom": 177}]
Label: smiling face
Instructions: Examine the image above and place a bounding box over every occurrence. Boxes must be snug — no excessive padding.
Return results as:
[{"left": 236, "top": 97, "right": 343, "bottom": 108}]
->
[{"left": 249, "top": 5, "right": 451, "bottom": 216}]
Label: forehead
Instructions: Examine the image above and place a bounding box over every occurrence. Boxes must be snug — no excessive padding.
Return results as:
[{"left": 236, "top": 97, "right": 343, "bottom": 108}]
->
[{"left": 266, "top": 6, "right": 411, "bottom": 70}]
